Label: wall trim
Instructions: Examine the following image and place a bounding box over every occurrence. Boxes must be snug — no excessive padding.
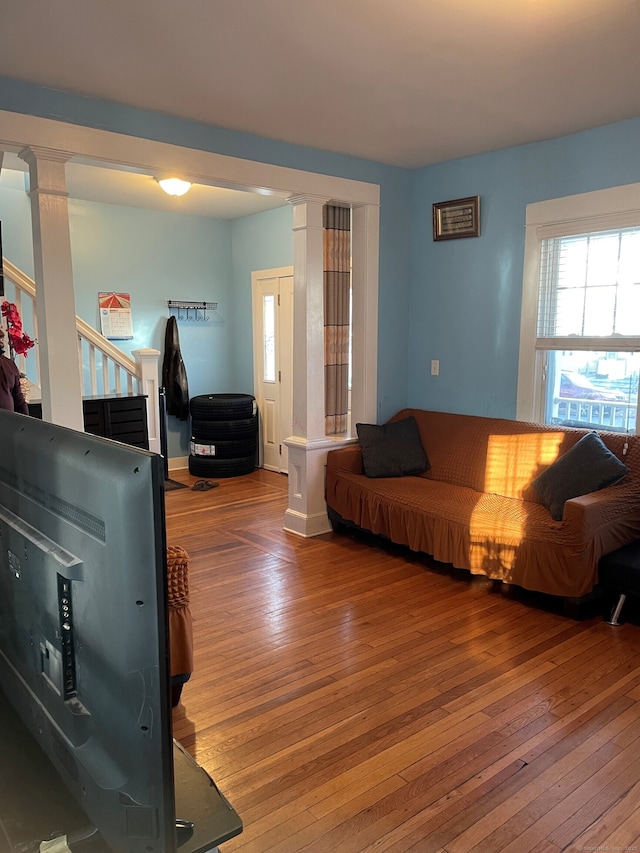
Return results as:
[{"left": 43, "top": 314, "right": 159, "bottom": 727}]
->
[
  {"left": 0, "top": 109, "right": 380, "bottom": 530},
  {"left": 0, "top": 110, "right": 380, "bottom": 206}
]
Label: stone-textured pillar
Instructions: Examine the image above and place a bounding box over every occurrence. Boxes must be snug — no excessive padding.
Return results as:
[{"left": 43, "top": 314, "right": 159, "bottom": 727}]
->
[
  {"left": 19, "top": 146, "right": 84, "bottom": 431},
  {"left": 283, "top": 194, "right": 337, "bottom": 537}
]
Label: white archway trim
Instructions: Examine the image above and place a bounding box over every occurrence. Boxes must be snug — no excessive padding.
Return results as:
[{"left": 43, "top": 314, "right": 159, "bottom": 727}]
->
[
  {"left": 0, "top": 108, "right": 380, "bottom": 536},
  {"left": 0, "top": 110, "right": 379, "bottom": 205}
]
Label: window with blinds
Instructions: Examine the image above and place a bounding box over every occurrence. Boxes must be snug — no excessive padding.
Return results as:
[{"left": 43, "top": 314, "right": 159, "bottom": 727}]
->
[
  {"left": 518, "top": 184, "right": 640, "bottom": 433},
  {"left": 531, "top": 225, "right": 640, "bottom": 434},
  {"left": 537, "top": 226, "right": 640, "bottom": 344}
]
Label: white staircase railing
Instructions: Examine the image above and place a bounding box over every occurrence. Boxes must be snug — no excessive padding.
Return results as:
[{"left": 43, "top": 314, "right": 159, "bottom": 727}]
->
[{"left": 2, "top": 258, "right": 161, "bottom": 454}]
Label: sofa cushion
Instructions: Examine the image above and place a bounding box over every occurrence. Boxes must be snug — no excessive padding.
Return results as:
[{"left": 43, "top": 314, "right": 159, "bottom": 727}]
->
[
  {"left": 531, "top": 431, "right": 629, "bottom": 521},
  {"left": 356, "top": 416, "right": 429, "bottom": 478}
]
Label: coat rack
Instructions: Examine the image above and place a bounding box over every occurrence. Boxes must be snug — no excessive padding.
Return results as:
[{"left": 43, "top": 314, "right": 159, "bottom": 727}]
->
[{"left": 167, "top": 300, "right": 218, "bottom": 322}]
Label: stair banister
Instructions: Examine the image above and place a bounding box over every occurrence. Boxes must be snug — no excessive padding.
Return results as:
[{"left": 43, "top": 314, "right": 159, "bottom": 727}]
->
[{"left": 2, "top": 258, "right": 161, "bottom": 454}]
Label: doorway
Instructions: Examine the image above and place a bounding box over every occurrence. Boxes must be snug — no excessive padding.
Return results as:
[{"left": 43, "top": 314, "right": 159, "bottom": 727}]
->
[{"left": 252, "top": 267, "right": 294, "bottom": 473}]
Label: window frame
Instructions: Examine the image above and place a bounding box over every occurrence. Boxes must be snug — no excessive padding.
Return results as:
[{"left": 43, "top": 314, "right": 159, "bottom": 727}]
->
[{"left": 517, "top": 182, "right": 640, "bottom": 427}]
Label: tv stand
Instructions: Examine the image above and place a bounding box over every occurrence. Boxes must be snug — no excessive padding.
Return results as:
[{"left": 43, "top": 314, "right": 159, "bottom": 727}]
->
[
  {"left": 0, "top": 690, "right": 242, "bottom": 853},
  {"left": 172, "top": 739, "right": 242, "bottom": 851},
  {"left": 176, "top": 819, "right": 195, "bottom": 846}
]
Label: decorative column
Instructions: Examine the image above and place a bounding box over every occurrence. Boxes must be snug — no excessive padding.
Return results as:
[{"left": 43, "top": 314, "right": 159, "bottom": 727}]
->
[
  {"left": 133, "top": 348, "right": 161, "bottom": 455},
  {"left": 350, "top": 202, "right": 379, "bottom": 427},
  {"left": 283, "top": 194, "right": 337, "bottom": 537},
  {"left": 323, "top": 204, "right": 351, "bottom": 435},
  {"left": 19, "top": 146, "right": 84, "bottom": 431}
]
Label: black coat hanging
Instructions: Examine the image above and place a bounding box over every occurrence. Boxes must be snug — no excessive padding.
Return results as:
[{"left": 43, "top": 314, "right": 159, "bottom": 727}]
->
[{"left": 162, "top": 315, "right": 190, "bottom": 421}]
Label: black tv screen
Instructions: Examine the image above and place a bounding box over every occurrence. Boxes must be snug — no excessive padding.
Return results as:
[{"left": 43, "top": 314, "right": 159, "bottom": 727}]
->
[{"left": 0, "top": 410, "right": 175, "bottom": 852}]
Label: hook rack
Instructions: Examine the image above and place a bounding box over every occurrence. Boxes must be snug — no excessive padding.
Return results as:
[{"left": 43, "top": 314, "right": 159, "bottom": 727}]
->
[{"left": 168, "top": 300, "right": 218, "bottom": 322}]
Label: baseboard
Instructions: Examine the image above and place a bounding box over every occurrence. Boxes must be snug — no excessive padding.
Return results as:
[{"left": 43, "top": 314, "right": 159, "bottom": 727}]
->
[{"left": 169, "top": 456, "right": 189, "bottom": 472}]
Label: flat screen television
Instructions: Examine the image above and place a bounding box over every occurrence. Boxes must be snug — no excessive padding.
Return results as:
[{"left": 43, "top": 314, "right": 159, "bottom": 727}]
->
[{"left": 0, "top": 409, "right": 176, "bottom": 852}]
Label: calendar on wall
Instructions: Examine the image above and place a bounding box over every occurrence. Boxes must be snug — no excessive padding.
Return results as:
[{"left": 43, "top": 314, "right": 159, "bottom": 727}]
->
[{"left": 99, "top": 292, "right": 134, "bottom": 340}]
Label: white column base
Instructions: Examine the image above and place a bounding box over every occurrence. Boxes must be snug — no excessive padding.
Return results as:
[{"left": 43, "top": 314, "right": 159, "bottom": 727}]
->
[
  {"left": 283, "top": 435, "right": 355, "bottom": 538},
  {"left": 283, "top": 507, "right": 332, "bottom": 538}
]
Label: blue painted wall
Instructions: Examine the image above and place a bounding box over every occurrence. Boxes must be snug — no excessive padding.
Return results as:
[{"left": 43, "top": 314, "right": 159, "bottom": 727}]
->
[
  {"left": 69, "top": 199, "right": 238, "bottom": 456},
  {"left": 0, "top": 173, "right": 33, "bottom": 274},
  {"left": 0, "top": 182, "right": 295, "bottom": 456},
  {"left": 410, "top": 117, "right": 640, "bottom": 419},
  {"left": 230, "top": 205, "right": 294, "bottom": 391},
  {"left": 3, "top": 78, "right": 640, "bottom": 438},
  {"left": 0, "top": 176, "right": 37, "bottom": 383},
  {"left": 0, "top": 78, "right": 413, "bottom": 426}
]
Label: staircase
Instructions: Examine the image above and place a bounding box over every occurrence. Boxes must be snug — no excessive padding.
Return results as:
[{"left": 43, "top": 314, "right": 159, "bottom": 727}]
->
[{"left": 2, "top": 259, "right": 161, "bottom": 453}]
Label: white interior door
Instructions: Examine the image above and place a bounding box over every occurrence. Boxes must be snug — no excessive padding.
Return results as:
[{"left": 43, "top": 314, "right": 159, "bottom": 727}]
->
[{"left": 252, "top": 267, "right": 293, "bottom": 473}]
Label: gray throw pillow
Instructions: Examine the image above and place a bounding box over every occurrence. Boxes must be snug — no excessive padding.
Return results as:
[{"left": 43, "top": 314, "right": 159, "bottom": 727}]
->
[
  {"left": 531, "top": 431, "right": 629, "bottom": 521},
  {"left": 356, "top": 416, "right": 429, "bottom": 478}
]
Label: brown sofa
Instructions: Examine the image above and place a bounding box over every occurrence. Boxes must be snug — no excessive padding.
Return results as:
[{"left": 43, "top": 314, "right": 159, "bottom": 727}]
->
[{"left": 325, "top": 409, "right": 640, "bottom": 601}]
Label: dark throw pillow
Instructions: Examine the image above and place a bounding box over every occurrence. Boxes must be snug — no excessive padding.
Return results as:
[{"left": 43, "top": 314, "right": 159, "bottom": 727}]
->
[
  {"left": 356, "top": 416, "right": 429, "bottom": 478},
  {"left": 531, "top": 431, "right": 629, "bottom": 521}
]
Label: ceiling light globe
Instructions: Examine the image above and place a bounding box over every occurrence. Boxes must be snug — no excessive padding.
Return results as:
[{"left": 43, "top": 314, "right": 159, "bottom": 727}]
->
[{"left": 157, "top": 178, "right": 192, "bottom": 197}]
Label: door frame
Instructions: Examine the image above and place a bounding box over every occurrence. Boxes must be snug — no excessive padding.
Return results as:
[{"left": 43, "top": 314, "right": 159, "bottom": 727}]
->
[{"left": 252, "top": 265, "right": 294, "bottom": 472}]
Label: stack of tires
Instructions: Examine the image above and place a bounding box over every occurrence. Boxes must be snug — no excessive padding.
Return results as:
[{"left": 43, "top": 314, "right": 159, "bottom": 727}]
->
[{"left": 188, "top": 393, "right": 258, "bottom": 478}]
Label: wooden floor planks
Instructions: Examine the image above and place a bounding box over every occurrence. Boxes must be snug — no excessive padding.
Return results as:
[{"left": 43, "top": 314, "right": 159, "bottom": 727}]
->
[{"left": 167, "top": 468, "right": 640, "bottom": 852}]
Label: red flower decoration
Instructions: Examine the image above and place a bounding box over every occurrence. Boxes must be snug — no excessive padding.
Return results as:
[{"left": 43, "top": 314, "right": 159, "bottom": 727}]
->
[{"left": 1, "top": 301, "right": 35, "bottom": 359}]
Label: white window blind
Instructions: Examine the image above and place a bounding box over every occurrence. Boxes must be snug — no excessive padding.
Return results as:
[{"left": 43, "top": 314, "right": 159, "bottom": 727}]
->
[{"left": 537, "top": 226, "right": 640, "bottom": 344}]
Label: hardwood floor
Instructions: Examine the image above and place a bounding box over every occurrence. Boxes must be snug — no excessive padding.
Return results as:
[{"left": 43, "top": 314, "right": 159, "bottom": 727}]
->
[{"left": 166, "top": 468, "right": 640, "bottom": 853}]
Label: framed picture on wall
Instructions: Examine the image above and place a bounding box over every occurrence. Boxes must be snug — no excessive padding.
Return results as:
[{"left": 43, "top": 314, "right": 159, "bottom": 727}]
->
[{"left": 433, "top": 196, "right": 480, "bottom": 241}]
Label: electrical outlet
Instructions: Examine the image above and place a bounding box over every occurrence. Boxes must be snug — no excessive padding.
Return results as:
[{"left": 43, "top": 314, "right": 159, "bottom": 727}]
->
[{"left": 431, "top": 360, "right": 439, "bottom": 376}]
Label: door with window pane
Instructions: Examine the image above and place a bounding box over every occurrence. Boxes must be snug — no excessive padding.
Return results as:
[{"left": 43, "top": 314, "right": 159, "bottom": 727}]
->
[{"left": 252, "top": 268, "right": 293, "bottom": 472}]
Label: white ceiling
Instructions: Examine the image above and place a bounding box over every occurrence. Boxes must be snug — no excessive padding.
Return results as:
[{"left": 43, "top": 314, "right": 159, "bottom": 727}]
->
[{"left": 2, "top": 0, "right": 640, "bottom": 213}]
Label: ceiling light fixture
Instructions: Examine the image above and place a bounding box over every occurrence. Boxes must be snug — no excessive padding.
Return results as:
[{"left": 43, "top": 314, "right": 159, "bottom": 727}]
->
[{"left": 156, "top": 178, "right": 192, "bottom": 197}]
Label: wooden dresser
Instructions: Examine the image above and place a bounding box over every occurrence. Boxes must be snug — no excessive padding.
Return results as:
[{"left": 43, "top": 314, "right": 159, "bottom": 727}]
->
[{"left": 28, "top": 394, "right": 149, "bottom": 450}]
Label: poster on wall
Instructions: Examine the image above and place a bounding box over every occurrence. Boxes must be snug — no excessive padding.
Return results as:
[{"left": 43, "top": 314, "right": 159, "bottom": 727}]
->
[{"left": 98, "top": 292, "right": 134, "bottom": 340}]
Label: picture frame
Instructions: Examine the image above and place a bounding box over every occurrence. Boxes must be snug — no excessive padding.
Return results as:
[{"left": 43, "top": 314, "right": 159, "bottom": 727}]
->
[{"left": 433, "top": 196, "right": 480, "bottom": 241}]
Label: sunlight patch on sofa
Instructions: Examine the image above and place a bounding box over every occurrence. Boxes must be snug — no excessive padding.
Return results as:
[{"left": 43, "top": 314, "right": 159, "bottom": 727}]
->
[
  {"left": 469, "top": 432, "right": 566, "bottom": 579},
  {"left": 482, "top": 432, "right": 565, "bottom": 499}
]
